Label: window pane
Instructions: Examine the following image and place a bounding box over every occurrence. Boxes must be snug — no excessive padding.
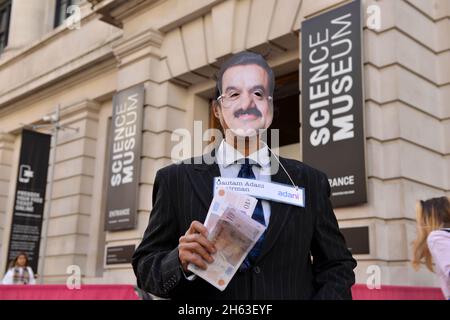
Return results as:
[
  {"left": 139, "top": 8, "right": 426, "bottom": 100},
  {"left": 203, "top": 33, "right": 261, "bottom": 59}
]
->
[
  {"left": 58, "top": 8, "right": 66, "bottom": 23},
  {"left": 0, "top": 1, "right": 11, "bottom": 54},
  {"left": 55, "top": 0, "right": 65, "bottom": 27},
  {"left": 55, "top": 0, "right": 78, "bottom": 27},
  {"left": 1, "top": 7, "right": 8, "bottom": 30},
  {"left": 0, "top": 11, "right": 5, "bottom": 31}
]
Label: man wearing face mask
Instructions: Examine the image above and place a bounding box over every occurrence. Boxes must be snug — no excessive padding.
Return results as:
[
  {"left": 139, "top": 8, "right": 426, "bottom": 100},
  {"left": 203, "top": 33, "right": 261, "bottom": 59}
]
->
[{"left": 132, "top": 52, "right": 357, "bottom": 300}]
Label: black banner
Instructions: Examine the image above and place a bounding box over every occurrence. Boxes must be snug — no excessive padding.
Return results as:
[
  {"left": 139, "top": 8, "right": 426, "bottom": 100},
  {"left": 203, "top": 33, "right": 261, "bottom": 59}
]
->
[
  {"left": 105, "top": 84, "right": 144, "bottom": 231},
  {"left": 301, "top": 0, "right": 367, "bottom": 207},
  {"left": 6, "top": 129, "right": 51, "bottom": 273}
]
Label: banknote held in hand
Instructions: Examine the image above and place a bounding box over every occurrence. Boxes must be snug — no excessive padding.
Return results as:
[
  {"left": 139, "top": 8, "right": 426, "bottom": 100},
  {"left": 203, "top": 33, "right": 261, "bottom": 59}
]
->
[{"left": 188, "top": 189, "right": 266, "bottom": 291}]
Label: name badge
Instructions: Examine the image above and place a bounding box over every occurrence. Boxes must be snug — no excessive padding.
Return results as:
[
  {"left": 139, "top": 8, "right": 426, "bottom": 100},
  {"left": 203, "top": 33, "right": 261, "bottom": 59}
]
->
[{"left": 213, "top": 177, "right": 305, "bottom": 208}]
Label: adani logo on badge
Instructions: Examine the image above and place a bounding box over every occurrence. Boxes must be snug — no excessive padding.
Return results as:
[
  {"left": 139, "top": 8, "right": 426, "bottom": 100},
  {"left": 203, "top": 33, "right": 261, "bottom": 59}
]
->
[{"left": 278, "top": 191, "right": 300, "bottom": 200}]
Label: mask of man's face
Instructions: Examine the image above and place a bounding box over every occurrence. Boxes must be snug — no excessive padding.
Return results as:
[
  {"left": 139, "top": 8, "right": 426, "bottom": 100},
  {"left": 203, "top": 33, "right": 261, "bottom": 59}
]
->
[{"left": 214, "top": 64, "right": 273, "bottom": 138}]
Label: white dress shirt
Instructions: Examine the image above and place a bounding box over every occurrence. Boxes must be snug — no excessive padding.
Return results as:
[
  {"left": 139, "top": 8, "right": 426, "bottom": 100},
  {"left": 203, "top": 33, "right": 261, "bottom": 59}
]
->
[
  {"left": 181, "top": 139, "right": 272, "bottom": 280},
  {"left": 215, "top": 139, "right": 272, "bottom": 225}
]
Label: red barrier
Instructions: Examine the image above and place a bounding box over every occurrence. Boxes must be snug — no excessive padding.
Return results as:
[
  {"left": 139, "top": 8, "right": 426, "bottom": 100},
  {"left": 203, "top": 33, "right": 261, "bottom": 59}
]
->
[
  {"left": 0, "top": 284, "right": 140, "bottom": 300},
  {"left": 352, "top": 284, "right": 445, "bottom": 300},
  {"left": 0, "top": 283, "right": 445, "bottom": 300}
]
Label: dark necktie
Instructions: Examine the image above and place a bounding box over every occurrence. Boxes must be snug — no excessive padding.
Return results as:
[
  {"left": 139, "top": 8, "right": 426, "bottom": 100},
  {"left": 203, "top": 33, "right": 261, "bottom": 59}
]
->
[{"left": 237, "top": 158, "right": 265, "bottom": 270}]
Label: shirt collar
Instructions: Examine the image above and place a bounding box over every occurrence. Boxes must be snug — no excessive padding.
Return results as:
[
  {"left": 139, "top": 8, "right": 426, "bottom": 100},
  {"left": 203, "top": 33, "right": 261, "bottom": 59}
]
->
[{"left": 216, "top": 139, "right": 271, "bottom": 168}]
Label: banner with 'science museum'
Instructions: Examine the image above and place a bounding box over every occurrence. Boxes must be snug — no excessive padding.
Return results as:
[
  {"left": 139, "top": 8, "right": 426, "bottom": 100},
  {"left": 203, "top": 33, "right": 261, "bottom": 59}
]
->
[
  {"left": 301, "top": 0, "right": 367, "bottom": 207},
  {"left": 105, "top": 84, "right": 144, "bottom": 230}
]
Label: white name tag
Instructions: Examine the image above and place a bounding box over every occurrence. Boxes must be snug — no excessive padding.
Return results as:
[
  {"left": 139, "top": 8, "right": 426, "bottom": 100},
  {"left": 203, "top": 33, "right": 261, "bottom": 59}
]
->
[{"left": 213, "top": 177, "right": 305, "bottom": 208}]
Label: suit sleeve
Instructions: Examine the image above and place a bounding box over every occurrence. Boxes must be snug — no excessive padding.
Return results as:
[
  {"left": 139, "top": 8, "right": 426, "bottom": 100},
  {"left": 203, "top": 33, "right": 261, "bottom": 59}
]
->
[
  {"left": 310, "top": 172, "right": 357, "bottom": 300},
  {"left": 132, "top": 168, "right": 191, "bottom": 298}
]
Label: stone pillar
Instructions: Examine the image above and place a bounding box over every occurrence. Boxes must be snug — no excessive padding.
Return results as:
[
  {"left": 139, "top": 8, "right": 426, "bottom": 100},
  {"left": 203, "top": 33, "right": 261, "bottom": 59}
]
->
[
  {"left": 295, "top": 0, "right": 449, "bottom": 287},
  {"left": 334, "top": 0, "right": 450, "bottom": 286},
  {"left": 436, "top": 0, "right": 450, "bottom": 200},
  {"left": 40, "top": 100, "right": 100, "bottom": 283},
  {"left": 139, "top": 79, "right": 189, "bottom": 212},
  {"left": 0, "top": 133, "right": 15, "bottom": 271},
  {"left": 98, "top": 27, "right": 190, "bottom": 283}
]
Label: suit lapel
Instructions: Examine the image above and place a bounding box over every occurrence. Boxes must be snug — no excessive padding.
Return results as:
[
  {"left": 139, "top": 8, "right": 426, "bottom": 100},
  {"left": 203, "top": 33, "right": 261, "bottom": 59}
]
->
[
  {"left": 256, "top": 155, "right": 298, "bottom": 264},
  {"left": 184, "top": 148, "right": 299, "bottom": 263},
  {"left": 184, "top": 150, "right": 221, "bottom": 221}
]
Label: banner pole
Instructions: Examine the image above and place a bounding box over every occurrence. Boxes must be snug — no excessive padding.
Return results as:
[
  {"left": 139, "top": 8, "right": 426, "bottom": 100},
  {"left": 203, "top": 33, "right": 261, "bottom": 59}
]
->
[{"left": 37, "top": 105, "right": 60, "bottom": 284}]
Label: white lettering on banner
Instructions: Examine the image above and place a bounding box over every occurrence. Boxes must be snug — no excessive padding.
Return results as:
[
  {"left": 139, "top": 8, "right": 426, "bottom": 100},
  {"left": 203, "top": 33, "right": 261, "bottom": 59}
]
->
[
  {"left": 328, "top": 175, "right": 355, "bottom": 187},
  {"left": 308, "top": 13, "right": 355, "bottom": 147},
  {"left": 214, "top": 177, "right": 305, "bottom": 208},
  {"left": 110, "top": 93, "right": 139, "bottom": 187},
  {"left": 109, "top": 208, "right": 130, "bottom": 218},
  {"left": 15, "top": 190, "right": 43, "bottom": 213}
]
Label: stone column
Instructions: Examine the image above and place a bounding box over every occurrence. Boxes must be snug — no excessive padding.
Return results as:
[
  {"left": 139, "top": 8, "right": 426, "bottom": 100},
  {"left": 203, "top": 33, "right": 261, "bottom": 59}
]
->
[
  {"left": 40, "top": 100, "right": 100, "bottom": 283},
  {"left": 0, "top": 133, "right": 15, "bottom": 271},
  {"left": 335, "top": 0, "right": 450, "bottom": 286},
  {"left": 97, "top": 27, "right": 190, "bottom": 283}
]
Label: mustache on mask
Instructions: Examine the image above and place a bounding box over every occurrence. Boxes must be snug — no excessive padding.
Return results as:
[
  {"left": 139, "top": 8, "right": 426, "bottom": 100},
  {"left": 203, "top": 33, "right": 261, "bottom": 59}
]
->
[{"left": 234, "top": 107, "right": 262, "bottom": 118}]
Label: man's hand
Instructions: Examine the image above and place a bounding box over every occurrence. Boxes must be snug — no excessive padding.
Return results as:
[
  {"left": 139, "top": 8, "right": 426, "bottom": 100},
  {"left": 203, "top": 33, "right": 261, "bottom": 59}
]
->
[{"left": 179, "top": 221, "right": 217, "bottom": 272}]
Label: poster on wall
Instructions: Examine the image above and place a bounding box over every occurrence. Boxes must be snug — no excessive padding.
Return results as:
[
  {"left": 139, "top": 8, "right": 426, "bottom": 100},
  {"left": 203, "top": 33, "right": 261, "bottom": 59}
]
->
[
  {"left": 301, "top": 0, "right": 367, "bottom": 207},
  {"left": 105, "top": 84, "right": 144, "bottom": 231},
  {"left": 6, "top": 129, "right": 51, "bottom": 273}
]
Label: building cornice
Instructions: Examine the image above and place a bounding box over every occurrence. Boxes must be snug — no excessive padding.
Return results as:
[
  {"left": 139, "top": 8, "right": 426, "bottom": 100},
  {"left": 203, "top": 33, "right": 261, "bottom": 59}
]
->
[
  {"left": 113, "top": 28, "right": 164, "bottom": 67},
  {"left": 89, "top": 0, "right": 160, "bottom": 28},
  {"left": 0, "top": 133, "right": 15, "bottom": 144},
  {"left": 59, "top": 100, "right": 102, "bottom": 123},
  {"left": 0, "top": 36, "right": 120, "bottom": 111}
]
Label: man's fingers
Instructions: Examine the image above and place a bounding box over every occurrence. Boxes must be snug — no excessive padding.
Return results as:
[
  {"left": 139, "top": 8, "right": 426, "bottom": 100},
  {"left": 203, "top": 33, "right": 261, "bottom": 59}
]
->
[
  {"left": 181, "top": 233, "right": 216, "bottom": 254},
  {"left": 178, "top": 220, "right": 216, "bottom": 271},
  {"left": 180, "top": 242, "right": 214, "bottom": 263},
  {"left": 187, "top": 221, "right": 208, "bottom": 237},
  {"left": 179, "top": 252, "right": 208, "bottom": 270}
]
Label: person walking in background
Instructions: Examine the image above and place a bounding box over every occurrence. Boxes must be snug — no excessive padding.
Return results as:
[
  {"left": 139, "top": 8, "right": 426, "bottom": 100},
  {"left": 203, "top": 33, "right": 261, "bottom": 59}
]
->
[
  {"left": 1, "top": 252, "right": 36, "bottom": 285},
  {"left": 412, "top": 196, "right": 450, "bottom": 300}
]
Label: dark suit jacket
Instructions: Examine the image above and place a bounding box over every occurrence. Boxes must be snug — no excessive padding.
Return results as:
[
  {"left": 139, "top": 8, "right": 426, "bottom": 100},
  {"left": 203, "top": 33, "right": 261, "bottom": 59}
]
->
[{"left": 132, "top": 150, "right": 357, "bottom": 300}]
